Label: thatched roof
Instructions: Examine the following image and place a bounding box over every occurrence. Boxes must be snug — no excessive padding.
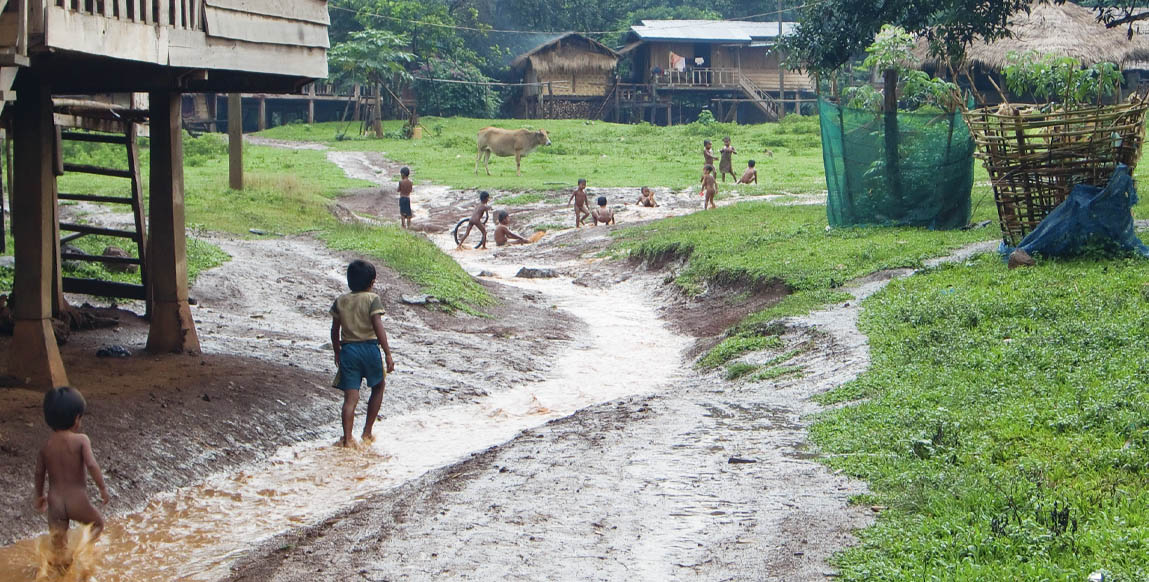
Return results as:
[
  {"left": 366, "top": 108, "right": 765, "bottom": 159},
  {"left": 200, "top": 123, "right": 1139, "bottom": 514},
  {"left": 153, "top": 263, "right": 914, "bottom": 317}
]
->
[
  {"left": 917, "top": 1, "right": 1149, "bottom": 70},
  {"left": 510, "top": 33, "right": 619, "bottom": 75}
]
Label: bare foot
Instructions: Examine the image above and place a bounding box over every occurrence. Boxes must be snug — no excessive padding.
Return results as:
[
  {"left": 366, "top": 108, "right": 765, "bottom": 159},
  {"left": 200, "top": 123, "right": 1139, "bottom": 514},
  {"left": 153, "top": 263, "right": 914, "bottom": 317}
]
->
[
  {"left": 361, "top": 433, "right": 375, "bottom": 443},
  {"left": 335, "top": 437, "right": 357, "bottom": 448}
]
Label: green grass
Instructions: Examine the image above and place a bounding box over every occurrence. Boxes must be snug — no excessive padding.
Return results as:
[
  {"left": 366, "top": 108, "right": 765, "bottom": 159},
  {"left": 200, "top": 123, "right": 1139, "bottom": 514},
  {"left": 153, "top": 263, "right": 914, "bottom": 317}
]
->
[
  {"left": 724, "top": 362, "right": 760, "bottom": 380},
  {"left": 255, "top": 116, "right": 828, "bottom": 193},
  {"left": 750, "top": 364, "right": 805, "bottom": 381},
  {"left": 697, "top": 332, "right": 783, "bottom": 370},
  {"left": 500, "top": 192, "right": 552, "bottom": 205},
  {"left": 814, "top": 253, "right": 1149, "bottom": 581}
]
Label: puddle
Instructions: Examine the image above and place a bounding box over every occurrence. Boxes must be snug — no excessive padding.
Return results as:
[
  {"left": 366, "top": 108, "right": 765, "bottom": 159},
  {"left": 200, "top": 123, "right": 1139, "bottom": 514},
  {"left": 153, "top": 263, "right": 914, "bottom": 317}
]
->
[{"left": 0, "top": 245, "right": 689, "bottom": 582}]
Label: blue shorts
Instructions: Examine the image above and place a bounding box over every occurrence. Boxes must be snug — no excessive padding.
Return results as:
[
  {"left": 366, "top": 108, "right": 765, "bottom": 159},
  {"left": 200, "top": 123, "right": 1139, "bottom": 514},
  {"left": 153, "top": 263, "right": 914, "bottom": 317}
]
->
[{"left": 333, "top": 341, "right": 384, "bottom": 391}]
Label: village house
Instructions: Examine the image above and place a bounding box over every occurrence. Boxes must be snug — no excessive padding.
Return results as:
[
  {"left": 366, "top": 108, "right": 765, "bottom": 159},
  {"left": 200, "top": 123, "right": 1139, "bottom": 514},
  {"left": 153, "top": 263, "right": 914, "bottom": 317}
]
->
[
  {"left": 510, "top": 32, "right": 619, "bottom": 119},
  {"left": 616, "top": 19, "right": 815, "bottom": 124},
  {"left": 0, "top": 0, "right": 328, "bottom": 387}
]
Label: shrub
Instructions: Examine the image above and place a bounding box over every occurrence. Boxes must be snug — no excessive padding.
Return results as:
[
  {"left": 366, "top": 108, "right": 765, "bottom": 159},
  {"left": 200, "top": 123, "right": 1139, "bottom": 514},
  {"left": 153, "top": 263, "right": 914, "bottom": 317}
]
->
[{"left": 414, "top": 59, "right": 500, "bottom": 118}]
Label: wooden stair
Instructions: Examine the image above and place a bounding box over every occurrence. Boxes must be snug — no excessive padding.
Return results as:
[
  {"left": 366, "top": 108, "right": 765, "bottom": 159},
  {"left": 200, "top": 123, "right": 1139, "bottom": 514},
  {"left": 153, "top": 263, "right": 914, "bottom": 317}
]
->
[
  {"left": 57, "top": 123, "right": 151, "bottom": 307},
  {"left": 738, "top": 73, "right": 779, "bottom": 122}
]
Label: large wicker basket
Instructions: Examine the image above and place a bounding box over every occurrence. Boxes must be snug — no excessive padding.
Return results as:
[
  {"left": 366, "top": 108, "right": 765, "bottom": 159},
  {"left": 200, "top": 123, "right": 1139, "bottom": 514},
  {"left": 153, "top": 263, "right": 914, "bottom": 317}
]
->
[{"left": 963, "top": 100, "right": 1149, "bottom": 245}]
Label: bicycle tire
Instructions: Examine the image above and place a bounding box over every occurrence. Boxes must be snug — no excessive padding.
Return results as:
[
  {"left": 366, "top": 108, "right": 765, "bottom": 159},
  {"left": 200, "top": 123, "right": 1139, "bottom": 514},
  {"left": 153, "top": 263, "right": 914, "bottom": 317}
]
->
[{"left": 453, "top": 218, "right": 486, "bottom": 249}]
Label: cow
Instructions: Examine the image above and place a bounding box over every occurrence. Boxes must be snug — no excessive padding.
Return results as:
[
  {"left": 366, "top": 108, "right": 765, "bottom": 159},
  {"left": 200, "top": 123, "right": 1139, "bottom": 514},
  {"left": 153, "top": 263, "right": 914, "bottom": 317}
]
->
[{"left": 475, "top": 127, "right": 551, "bottom": 176}]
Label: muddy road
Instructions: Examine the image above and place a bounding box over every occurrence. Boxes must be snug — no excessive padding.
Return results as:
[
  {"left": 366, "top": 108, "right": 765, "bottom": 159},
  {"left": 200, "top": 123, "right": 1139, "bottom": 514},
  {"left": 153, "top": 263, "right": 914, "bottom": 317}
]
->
[{"left": 0, "top": 142, "right": 916, "bottom": 581}]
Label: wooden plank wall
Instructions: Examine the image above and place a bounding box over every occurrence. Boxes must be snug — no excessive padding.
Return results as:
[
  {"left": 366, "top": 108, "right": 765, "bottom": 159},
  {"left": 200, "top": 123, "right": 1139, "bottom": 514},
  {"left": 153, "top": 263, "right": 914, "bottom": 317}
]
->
[{"left": 203, "top": 0, "right": 328, "bottom": 48}]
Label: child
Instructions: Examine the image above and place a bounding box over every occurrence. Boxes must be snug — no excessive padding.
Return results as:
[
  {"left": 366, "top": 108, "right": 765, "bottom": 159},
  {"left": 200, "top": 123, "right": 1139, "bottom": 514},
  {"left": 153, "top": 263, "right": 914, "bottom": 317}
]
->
[
  {"left": 35, "top": 386, "right": 111, "bottom": 559},
  {"left": 592, "top": 196, "right": 615, "bottom": 226},
  {"left": 636, "top": 186, "right": 659, "bottom": 208},
  {"left": 738, "top": 159, "right": 758, "bottom": 184},
  {"left": 702, "top": 140, "right": 717, "bottom": 172},
  {"left": 456, "top": 191, "right": 492, "bottom": 250},
  {"left": 701, "top": 164, "right": 718, "bottom": 210},
  {"left": 330, "top": 260, "right": 395, "bottom": 447},
  {"left": 718, "top": 136, "right": 737, "bottom": 182},
  {"left": 397, "top": 166, "right": 413, "bottom": 229},
  {"left": 494, "top": 210, "right": 530, "bottom": 246},
  {"left": 567, "top": 178, "right": 591, "bottom": 228}
]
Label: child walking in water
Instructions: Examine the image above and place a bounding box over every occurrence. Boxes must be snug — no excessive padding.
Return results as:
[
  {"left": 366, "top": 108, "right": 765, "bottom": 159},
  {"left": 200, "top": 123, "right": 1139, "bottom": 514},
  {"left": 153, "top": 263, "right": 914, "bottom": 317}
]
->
[
  {"left": 718, "top": 136, "right": 737, "bottom": 182},
  {"left": 35, "top": 386, "right": 110, "bottom": 563},
  {"left": 568, "top": 178, "right": 591, "bottom": 228},
  {"left": 330, "top": 260, "right": 395, "bottom": 447},
  {"left": 701, "top": 164, "right": 718, "bottom": 210},
  {"left": 397, "top": 166, "right": 413, "bottom": 229},
  {"left": 456, "top": 191, "right": 492, "bottom": 250}
]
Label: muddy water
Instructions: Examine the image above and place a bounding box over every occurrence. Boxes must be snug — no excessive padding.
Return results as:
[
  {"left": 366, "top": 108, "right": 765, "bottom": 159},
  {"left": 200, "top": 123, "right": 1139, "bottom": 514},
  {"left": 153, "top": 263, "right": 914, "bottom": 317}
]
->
[{"left": 0, "top": 254, "right": 688, "bottom": 582}]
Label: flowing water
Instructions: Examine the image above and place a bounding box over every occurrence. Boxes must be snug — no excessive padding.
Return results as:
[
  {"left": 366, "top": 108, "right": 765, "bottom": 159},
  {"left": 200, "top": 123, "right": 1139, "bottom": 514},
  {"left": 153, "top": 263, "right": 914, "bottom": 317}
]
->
[{"left": 0, "top": 252, "right": 689, "bottom": 582}]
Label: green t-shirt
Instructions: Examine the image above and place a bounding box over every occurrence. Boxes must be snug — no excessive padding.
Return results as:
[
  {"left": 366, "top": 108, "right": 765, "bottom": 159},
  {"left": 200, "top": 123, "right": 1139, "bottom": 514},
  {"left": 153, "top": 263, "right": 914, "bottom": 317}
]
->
[{"left": 330, "top": 291, "right": 385, "bottom": 342}]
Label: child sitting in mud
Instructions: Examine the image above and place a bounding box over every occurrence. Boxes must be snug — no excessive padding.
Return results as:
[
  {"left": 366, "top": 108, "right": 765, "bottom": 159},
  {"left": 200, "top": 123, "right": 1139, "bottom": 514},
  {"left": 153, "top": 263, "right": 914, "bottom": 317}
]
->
[
  {"left": 592, "top": 196, "right": 615, "bottom": 226},
  {"left": 738, "top": 160, "right": 758, "bottom": 184},
  {"left": 456, "top": 191, "right": 492, "bottom": 250},
  {"left": 494, "top": 211, "right": 531, "bottom": 246},
  {"left": 397, "top": 166, "right": 413, "bottom": 229},
  {"left": 636, "top": 186, "right": 659, "bottom": 208},
  {"left": 35, "top": 386, "right": 111, "bottom": 563},
  {"left": 568, "top": 178, "right": 591, "bottom": 228},
  {"left": 701, "top": 165, "right": 718, "bottom": 210},
  {"left": 330, "top": 260, "right": 395, "bottom": 447}
]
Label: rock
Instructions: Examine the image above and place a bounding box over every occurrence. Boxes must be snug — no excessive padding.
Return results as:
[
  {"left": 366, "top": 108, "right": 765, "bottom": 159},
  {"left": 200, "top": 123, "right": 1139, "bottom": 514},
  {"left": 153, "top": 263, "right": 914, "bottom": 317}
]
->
[
  {"left": 96, "top": 345, "right": 131, "bottom": 358},
  {"left": 515, "top": 267, "right": 557, "bottom": 279},
  {"left": 201, "top": 394, "right": 212, "bottom": 402},
  {"left": 102, "top": 246, "right": 138, "bottom": 273},
  {"left": 60, "top": 244, "right": 86, "bottom": 271},
  {"left": 477, "top": 270, "right": 497, "bottom": 278},
  {"left": 249, "top": 228, "right": 267, "bottom": 235},
  {"left": 1007, "top": 248, "right": 1036, "bottom": 269},
  {"left": 727, "top": 457, "right": 757, "bottom": 464},
  {"left": 0, "top": 256, "right": 13, "bottom": 269},
  {"left": 401, "top": 294, "right": 439, "bottom": 305}
]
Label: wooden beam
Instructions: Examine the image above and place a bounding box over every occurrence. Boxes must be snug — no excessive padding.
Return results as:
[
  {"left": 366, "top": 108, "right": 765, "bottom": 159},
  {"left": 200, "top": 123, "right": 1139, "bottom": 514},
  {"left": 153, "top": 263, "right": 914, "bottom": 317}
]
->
[
  {"left": 228, "top": 92, "right": 242, "bottom": 190},
  {"left": 145, "top": 90, "right": 200, "bottom": 354},
  {"left": 257, "top": 97, "right": 266, "bottom": 130},
  {"left": 9, "top": 74, "right": 69, "bottom": 388}
]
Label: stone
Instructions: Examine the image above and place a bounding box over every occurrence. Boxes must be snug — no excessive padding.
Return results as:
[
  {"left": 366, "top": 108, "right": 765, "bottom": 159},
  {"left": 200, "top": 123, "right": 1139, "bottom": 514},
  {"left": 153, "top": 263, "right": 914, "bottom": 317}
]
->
[
  {"left": 96, "top": 345, "right": 132, "bottom": 358},
  {"left": 515, "top": 267, "right": 557, "bottom": 279},
  {"left": 401, "top": 294, "right": 439, "bottom": 305},
  {"left": 1007, "top": 248, "right": 1036, "bottom": 269},
  {"left": 102, "top": 246, "right": 138, "bottom": 273}
]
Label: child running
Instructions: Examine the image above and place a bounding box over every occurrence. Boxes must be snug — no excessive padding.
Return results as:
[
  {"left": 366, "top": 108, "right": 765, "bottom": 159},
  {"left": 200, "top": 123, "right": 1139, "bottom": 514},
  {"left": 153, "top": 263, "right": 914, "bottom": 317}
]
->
[
  {"left": 701, "top": 164, "right": 718, "bottom": 210},
  {"left": 494, "top": 210, "right": 530, "bottom": 246},
  {"left": 567, "top": 178, "right": 591, "bottom": 228},
  {"left": 456, "top": 191, "right": 492, "bottom": 250},
  {"left": 330, "top": 260, "right": 395, "bottom": 447},
  {"left": 718, "top": 136, "right": 737, "bottom": 182},
  {"left": 702, "top": 140, "right": 717, "bottom": 173},
  {"left": 636, "top": 186, "right": 659, "bottom": 207},
  {"left": 592, "top": 196, "right": 615, "bottom": 226},
  {"left": 738, "top": 159, "right": 758, "bottom": 184},
  {"left": 35, "top": 386, "right": 111, "bottom": 561},
  {"left": 397, "top": 166, "right": 413, "bottom": 229}
]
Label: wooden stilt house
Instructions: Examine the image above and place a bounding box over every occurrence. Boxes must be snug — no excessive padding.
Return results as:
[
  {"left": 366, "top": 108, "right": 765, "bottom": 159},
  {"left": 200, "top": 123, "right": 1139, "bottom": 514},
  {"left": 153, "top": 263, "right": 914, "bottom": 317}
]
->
[
  {"left": 511, "top": 33, "right": 619, "bottom": 119},
  {"left": 0, "top": 0, "right": 328, "bottom": 387}
]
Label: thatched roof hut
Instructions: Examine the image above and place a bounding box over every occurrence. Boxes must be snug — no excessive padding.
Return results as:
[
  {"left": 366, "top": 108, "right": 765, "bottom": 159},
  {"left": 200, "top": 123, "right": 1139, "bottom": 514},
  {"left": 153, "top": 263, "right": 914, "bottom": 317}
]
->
[
  {"left": 918, "top": 1, "right": 1149, "bottom": 70},
  {"left": 511, "top": 33, "right": 619, "bottom": 77}
]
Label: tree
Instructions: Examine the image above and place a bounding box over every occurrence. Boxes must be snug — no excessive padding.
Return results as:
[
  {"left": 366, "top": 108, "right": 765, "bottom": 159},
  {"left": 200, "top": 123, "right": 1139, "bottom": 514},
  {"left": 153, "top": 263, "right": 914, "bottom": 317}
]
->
[
  {"left": 780, "top": 0, "right": 1033, "bottom": 75},
  {"left": 1070, "top": 0, "right": 1149, "bottom": 37},
  {"left": 328, "top": 30, "right": 415, "bottom": 135}
]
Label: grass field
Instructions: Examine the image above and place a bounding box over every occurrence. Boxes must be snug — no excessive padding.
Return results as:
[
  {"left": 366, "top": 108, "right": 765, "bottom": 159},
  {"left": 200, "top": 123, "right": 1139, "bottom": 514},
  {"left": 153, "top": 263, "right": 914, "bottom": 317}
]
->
[
  {"left": 815, "top": 253, "right": 1149, "bottom": 581},
  {"left": 256, "top": 116, "right": 828, "bottom": 193}
]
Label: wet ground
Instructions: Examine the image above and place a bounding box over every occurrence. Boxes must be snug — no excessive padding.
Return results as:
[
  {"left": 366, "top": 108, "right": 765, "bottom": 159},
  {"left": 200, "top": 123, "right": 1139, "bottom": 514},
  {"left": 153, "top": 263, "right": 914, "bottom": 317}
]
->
[{"left": 0, "top": 139, "right": 988, "bottom": 581}]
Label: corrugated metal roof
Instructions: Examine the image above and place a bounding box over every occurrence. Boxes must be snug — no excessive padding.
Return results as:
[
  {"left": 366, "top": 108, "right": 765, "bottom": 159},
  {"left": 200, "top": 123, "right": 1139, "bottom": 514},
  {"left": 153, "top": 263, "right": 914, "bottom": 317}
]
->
[{"left": 629, "top": 20, "right": 798, "bottom": 43}]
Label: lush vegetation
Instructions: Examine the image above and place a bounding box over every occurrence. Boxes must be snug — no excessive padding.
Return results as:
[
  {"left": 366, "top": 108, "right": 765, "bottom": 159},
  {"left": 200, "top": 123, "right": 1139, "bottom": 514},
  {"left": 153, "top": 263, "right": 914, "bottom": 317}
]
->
[
  {"left": 815, "top": 253, "right": 1149, "bottom": 581},
  {"left": 257, "top": 116, "right": 826, "bottom": 192}
]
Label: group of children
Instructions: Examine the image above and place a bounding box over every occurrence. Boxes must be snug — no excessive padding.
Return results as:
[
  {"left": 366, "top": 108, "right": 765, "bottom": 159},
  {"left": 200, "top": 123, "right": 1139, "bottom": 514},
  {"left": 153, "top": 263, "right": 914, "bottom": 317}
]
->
[{"left": 701, "top": 136, "right": 758, "bottom": 210}]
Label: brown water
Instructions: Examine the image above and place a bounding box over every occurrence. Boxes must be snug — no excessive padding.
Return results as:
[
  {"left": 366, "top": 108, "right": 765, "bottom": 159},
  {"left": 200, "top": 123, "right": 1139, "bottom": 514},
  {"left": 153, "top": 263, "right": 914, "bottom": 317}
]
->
[{"left": 0, "top": 267, "right": 688, "bottom": 582}]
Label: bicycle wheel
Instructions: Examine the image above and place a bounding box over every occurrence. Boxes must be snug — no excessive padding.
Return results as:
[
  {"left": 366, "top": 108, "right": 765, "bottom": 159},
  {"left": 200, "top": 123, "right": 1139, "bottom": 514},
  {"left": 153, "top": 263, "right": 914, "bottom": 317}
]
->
[{"left": 453, "top": 218, "right": 470, "bottom": 246}]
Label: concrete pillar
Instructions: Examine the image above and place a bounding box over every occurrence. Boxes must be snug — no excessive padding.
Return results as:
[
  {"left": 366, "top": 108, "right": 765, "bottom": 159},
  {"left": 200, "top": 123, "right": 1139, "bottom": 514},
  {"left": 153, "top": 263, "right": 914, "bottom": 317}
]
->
[
  {"left": 9, "top": 74, "right": 69, "bottom": 387},
  {"left": 146, "top": 90, "right": 201, "bottom": 355}
]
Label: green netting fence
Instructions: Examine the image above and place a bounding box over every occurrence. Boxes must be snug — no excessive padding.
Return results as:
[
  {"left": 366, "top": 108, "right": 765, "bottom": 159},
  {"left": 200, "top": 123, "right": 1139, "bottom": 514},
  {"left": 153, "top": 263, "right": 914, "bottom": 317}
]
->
[{"left": 819, "top": 97, "right": 975, "bottom": 230}]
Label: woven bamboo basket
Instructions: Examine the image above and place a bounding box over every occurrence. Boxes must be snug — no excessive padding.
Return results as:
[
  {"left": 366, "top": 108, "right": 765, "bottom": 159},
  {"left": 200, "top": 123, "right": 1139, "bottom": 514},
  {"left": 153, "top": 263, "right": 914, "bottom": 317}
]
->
[{"left": 963, "top": 99, "right": 1149, "bottom": 246}]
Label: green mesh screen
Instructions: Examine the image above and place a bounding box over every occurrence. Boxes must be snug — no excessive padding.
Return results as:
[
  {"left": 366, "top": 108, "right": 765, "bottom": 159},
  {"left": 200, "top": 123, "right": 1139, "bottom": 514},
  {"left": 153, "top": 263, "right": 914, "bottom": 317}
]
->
[{"left": 819, "top": 97, "right": 975, "bottom": 230}]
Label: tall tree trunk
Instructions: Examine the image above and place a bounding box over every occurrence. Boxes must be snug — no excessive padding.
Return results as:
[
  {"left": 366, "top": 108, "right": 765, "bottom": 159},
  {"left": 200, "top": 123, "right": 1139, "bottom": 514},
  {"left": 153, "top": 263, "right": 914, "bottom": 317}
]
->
[{"left": 883, "top": 68, "right": 903, "bottom": 206}]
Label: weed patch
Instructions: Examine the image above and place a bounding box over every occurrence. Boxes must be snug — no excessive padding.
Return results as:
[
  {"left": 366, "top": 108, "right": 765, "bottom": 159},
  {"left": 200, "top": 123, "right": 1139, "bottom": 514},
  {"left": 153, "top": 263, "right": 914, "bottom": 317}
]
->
[
  {"left": 815, "top": 253, "right": 1149, "bottom": 580},
  {"left": 698, "top": 333, "right": 783, "bottom": 370},
  {"left": 724, "top": 362, "right": 760, "bottom": 380},
  {"left": 750, "top": 364, "right": 804, "bottom": 381}
]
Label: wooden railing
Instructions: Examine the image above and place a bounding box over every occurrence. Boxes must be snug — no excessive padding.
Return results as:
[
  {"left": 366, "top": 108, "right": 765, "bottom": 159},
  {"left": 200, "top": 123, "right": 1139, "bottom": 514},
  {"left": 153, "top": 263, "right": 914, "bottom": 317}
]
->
[
  {"left": 656, "top": 68, "right": 741, "bottom": 88},
  {"left": 53, "top": 0, "right": 203, "bottom": 29}
]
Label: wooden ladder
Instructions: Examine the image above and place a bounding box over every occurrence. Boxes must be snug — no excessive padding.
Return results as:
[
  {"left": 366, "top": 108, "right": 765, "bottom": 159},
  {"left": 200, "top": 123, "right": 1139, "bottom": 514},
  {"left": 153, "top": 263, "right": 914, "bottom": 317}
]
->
[
  {"left": 738, "top": 74, "right": 780, "bottom": 122},
  {"left": 57, "top": 124, "right": 150, "bottom": 311}
]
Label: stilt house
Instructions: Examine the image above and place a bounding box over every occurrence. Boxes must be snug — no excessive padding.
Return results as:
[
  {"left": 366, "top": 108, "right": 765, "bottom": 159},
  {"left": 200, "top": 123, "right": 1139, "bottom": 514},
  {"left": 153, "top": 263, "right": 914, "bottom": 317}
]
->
[
  {"left": 511, "top": 33, "right": 619, "bottom": 119},
  {"left": 0, "top": 0, "right": 328, "bottom": 387}
]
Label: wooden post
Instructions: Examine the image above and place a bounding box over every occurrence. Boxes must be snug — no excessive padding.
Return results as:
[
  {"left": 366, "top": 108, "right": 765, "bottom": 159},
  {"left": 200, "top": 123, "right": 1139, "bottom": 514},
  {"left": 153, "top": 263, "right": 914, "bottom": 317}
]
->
[
  {"left": 257, "top": 97, "right": 267, "bottom": 131},
  {"left": 146, "top": 90, "right": 200, "bottom": 355},
  {"left": 9, "top": 75, "right": 69, "bottom": 387},
  {"left": 307, "top": 84, "right": 315, "bottom": 124},
  {"left": 777, "top": 0, "right": 786, "bottom": 119},
  {"left": 228, "top": 93, "right": 242, "bottom": 190}
]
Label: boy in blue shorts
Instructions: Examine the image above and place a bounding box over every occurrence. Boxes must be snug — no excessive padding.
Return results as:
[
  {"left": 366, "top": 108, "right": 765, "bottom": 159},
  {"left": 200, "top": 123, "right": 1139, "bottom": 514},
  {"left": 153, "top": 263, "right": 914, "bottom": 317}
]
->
[{"left": 330, "top": 260, "right": 395, "bottom": 447}]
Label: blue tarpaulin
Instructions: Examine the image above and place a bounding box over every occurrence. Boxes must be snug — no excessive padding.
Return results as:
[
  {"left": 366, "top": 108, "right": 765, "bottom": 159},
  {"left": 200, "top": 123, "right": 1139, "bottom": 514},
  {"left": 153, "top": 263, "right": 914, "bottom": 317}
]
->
[{"left": 1001, "top": 165, "right": 1149, "bottom": 259}]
